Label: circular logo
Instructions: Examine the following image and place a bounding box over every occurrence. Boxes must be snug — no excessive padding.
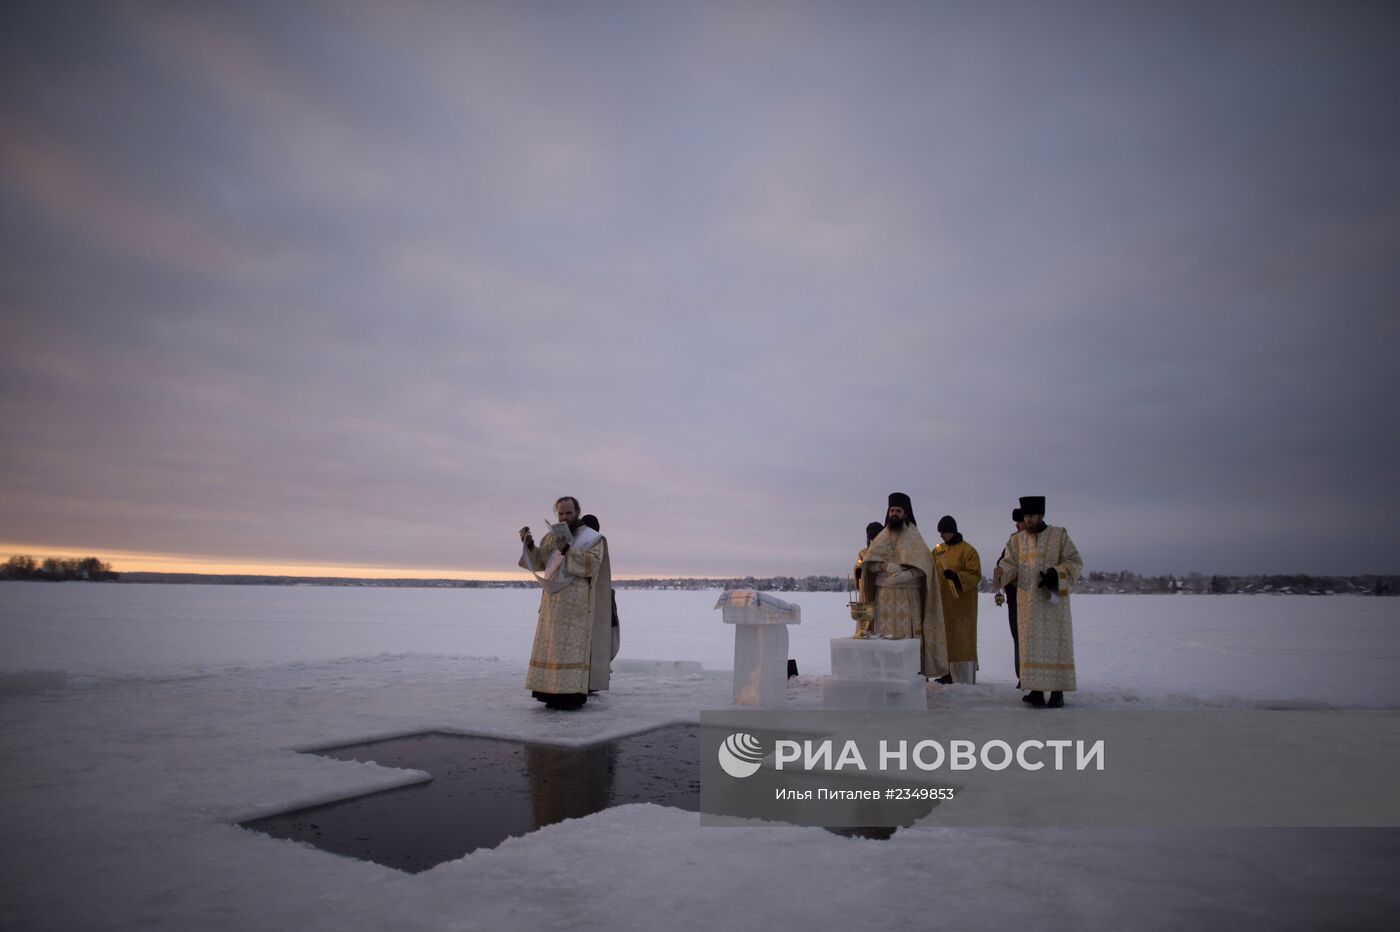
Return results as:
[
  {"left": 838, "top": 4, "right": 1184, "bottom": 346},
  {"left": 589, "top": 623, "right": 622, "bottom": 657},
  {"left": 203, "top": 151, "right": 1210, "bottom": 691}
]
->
[{"left": 717, "top": 732, "right": 764, "bottom": 778}]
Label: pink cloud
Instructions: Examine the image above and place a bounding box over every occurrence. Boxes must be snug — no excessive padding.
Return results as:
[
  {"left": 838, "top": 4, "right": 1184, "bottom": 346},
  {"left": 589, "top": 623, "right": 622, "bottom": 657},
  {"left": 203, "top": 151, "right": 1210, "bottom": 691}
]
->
[{"left": 0, "top": 116, "right": 253, "bottom": 275}]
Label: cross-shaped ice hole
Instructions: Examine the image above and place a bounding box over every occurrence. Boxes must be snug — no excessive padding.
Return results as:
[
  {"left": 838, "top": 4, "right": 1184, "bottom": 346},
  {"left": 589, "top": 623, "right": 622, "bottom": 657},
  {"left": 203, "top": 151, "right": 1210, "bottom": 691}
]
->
[{"left": 239, "top": 724, "right": 700, "bottom": 873}]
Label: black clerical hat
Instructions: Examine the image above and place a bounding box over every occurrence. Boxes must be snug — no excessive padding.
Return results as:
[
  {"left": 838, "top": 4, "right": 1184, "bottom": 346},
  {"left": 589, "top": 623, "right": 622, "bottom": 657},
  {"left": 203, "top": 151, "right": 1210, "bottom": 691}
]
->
[{"left": 887, "top": 492, "right": 917, "bottom": 526}]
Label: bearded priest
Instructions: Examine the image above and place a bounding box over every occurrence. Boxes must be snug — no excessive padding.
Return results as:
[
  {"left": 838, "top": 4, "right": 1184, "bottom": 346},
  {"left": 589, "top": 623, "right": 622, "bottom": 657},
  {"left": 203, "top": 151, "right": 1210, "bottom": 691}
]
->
[
  {"left": 518, "top": 495, "right": 613, "bottom": 710},
  {"left": 859, "top": 492, "right": 950, "bottom": 679}
]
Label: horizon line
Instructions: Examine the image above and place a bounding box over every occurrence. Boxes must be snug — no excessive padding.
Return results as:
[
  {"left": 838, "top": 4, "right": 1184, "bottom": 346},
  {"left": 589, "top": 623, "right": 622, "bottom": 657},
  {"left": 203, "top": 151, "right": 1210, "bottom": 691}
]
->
[
  {"left": 0, "top": 543, "right": 814, "bottom": 582},
  {"left": 3, "top": 544, "right": 1394, "bottom": 583}
]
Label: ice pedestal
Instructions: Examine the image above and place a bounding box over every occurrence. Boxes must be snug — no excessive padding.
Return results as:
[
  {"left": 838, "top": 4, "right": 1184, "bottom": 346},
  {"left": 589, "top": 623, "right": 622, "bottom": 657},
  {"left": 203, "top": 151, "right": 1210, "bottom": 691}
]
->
[
  {"left": 830, "top": 638, "right": 922, "bottom": 681},
  {"left": 824, "top": 638, "right": 926, "bottom": 711},
  {"left": 715, "top": 590, "right": 801, "bottom": 707},
  {"left": 822, "top": 676, "right": 927, "bottom": 710}
]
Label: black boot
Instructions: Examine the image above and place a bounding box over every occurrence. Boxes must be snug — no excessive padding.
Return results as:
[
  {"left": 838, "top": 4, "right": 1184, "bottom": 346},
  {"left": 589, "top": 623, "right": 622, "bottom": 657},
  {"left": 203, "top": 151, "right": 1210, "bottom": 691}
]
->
[
  {"left": 934, "top": 674, "right": 953, "bottom": 685},
  {"left": 1022, "top": 690, "right": 1045, "bottom": 707},
  {"left": 536, "top": 691, "right": 586, "bottom": 710},
  {"left": 1047, "top": 691, "right": 1064, "bottom": 708}
]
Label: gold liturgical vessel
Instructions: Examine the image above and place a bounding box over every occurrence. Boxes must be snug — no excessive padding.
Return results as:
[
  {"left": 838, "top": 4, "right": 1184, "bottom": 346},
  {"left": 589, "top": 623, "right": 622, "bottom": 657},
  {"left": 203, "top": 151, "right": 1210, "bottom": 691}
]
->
[{"left": 847, "top": 574, "right": 874, "bottom": 638}]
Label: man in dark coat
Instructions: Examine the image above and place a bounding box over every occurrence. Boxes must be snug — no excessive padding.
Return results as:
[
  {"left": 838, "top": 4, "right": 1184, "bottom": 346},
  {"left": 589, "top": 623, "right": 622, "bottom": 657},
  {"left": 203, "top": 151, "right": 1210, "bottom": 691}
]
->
[{"left": 995, "top": 507, "right": 1026, "bottom": 687}]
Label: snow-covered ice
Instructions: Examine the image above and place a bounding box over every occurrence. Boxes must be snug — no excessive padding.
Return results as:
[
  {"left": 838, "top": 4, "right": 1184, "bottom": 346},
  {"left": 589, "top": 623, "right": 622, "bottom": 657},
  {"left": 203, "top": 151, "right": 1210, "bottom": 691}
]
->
[{"left": 2, "top": 582, "right": 1398, "bottom": 930}]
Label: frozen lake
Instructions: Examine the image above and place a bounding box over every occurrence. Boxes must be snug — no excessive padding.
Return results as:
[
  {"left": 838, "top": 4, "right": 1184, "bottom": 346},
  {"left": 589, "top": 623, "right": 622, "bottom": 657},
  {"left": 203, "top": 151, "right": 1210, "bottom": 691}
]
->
[
  {"left": 3, "top": 583, "right": 1398, "bottom": 706},
  {"left": 2, "top": 582, "right": 1398, "bottom": 931}
]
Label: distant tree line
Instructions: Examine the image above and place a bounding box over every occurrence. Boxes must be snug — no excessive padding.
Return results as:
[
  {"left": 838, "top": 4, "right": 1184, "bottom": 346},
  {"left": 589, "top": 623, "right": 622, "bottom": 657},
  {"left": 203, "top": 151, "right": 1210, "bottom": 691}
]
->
[
  {"left": 1064, "top": 570, "right": 1398, "bottom": 596},
  {"left": 2, "top": 555, "right": 120, "bottom": 582},
  {"left": 117, "top": 572, "right": 524, "bottom": 588},
  {"left": 617, "top": 572, "right": 1399, "bottom": 595},
  {"left": 615, "top": 575, "right": 849, "bottom": 592},
  {"left": 7, "top": 561, "right": 1395, "bottom": 594}
]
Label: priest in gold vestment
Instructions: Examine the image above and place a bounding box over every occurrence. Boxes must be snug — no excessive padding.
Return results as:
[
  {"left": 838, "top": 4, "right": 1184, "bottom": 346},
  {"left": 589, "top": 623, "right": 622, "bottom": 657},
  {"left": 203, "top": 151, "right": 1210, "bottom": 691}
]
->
[
  {"left": 518, "top": 496, "right": 613, "bottom": 710},
  {"left": 859, "top": 492, "right": 949, "bottom": 679},
  {"left": 933, "top": 515, "right": 981, "bottom": 684},
  {"left": 849, "top": 521, "right": 885, "bottom": 638},
  {"left": 852, "top": 521, "right": 885, "bottom": 590},
  {"left": 993, "top": 495, "right": 1082, "bottom": 708}
]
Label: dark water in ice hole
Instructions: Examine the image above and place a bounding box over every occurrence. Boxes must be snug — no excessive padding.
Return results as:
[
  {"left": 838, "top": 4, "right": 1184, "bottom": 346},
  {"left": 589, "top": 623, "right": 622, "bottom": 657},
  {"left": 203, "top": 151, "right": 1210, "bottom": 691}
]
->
[{"left": 239, "top": 724, "right": 703, "bottom": 873}]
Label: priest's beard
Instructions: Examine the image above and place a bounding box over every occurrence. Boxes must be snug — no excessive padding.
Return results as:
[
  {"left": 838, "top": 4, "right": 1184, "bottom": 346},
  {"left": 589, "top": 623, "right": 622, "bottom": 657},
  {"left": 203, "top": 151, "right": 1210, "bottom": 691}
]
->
[
  {"left": 567, "top": 519, "right": 583, "bottom": 533},
  {"left": 887, "top": 517, "right": 905, "bottom": 532}
]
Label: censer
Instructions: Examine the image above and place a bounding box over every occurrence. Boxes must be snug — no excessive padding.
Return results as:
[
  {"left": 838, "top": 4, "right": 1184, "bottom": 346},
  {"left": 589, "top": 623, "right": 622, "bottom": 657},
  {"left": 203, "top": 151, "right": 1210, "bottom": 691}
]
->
[{"left": 847, "top": 573, "right": 874, "bottom": 638}]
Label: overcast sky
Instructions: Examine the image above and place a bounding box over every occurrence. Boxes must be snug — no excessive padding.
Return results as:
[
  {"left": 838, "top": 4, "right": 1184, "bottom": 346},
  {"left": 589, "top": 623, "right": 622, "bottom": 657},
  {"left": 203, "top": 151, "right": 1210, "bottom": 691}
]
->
[{"left": 2, "top": 0, "right": 1397, "bottom": 578}]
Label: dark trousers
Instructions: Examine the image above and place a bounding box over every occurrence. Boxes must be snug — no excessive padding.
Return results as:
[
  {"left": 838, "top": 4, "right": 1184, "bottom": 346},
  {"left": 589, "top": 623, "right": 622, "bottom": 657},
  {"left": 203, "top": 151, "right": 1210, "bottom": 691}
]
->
[{"left": 1006, "top": 585, "right": 1020, "bottom": 684}]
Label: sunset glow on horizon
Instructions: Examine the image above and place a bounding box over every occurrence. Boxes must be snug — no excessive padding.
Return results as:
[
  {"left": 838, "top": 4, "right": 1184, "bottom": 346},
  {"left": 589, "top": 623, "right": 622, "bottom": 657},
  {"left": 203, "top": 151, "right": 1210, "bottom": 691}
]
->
[
  {"left": 0, "top": 542, "right": 719, "bottom": 582},
  {"left": 0, "top": 543, "right": 512, "bottom": 580}
]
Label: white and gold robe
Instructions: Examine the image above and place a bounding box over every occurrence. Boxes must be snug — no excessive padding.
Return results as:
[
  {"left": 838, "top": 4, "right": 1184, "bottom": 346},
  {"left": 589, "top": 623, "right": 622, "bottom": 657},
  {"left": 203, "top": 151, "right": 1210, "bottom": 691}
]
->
[
  {"left": 520, "top": 531, "right": 612, "bottom": 695},
  {"left": 860, "top": 524, "right": 950, "bottom": 678},
  {"left": 994, "top": 525, "right": 1082, "bottom": 692}
]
